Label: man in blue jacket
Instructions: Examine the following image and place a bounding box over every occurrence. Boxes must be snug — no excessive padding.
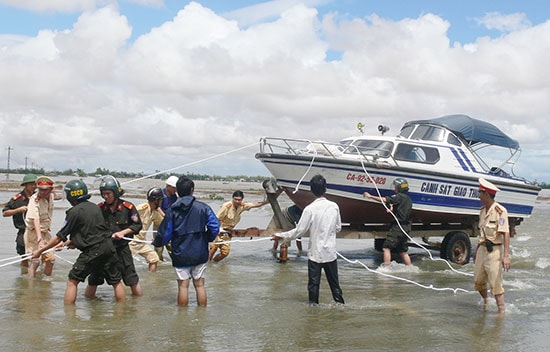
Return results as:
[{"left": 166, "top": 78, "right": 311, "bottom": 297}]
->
[{"left": 154, "top": 176, "right": 219, "bottom": 306}]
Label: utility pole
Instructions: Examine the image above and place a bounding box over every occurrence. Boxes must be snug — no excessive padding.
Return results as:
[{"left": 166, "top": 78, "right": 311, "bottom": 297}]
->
[
  {"left": 25, "top": 156, "right": 28, "bottom": 170},
  {"left": 6, "top": 146, "right": 12, "bottom": 181}
]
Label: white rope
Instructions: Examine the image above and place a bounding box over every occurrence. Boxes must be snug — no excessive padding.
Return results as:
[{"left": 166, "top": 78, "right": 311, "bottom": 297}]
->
[
  {"left": 84, "top": 141, "right": 259, "bottom": 196},
  {"left": 293, "top": 140, "right": 316, "bottom": 194},
  {"left": 337, "top": 251, "right": 473, "bottom": 294},
  {"left": 129, "top": 229, "right": 471, "bottom": 294},
  {"left": 0, "top": 253, "right": 32, "bottom": 262},
  {"left": 55, "top": 254, "right": 74, "bottom": 265},
  {"left": 0, "top": 247, "right": 56, "bottom": 268},
  {"left": 196, "top": 231, "right": 473, "bottom": 294},
  {"left": 123, "top": 236, "right": 151, "bottom": 244},
  {"left": 126, "top": 233, "right": 276, "bottom": 246},
  {"left": 293, "top": 142, "right": 473, "bottom": 276},
  {"left": 210, "top": 236, "right": 273, "bottom": 245},
  {"left": 287, "top": 143, "right": 475, "bottom": 290},
  {"left": 0, "top": 255, "right": 32, "bottom": 268},
  {"left": 121, "top": 142, "right": 259, "bottom": 186},
  {"left": 356, "top": 156, "right": 473, "bottom": 277}
]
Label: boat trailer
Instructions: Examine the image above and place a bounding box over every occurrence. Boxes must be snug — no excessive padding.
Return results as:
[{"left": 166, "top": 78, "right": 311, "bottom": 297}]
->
[{"left": 231, "top": 179, "right": 518, "bottom": 265}]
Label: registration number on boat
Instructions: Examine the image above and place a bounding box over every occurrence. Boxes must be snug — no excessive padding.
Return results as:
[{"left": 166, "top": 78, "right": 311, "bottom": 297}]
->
[{"left": 346, "top": 173, "right": 386, "bottom": 185}]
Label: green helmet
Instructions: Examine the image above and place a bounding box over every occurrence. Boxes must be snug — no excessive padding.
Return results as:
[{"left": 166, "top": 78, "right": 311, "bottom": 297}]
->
[
  {"left": 65, "top": 179, "right": 90, "bottom": 203},
  {"left": 20, "top": 173, "right": 37, "bottom": 186},
  {"left": 147, "top": 187, "right": 164, "bottom": 201},
  {"left": 99, "top": 175, "right": 124, "bottom": 197},
  {"left": 393, "top": 178, "right": 409, "bottom": 193}
]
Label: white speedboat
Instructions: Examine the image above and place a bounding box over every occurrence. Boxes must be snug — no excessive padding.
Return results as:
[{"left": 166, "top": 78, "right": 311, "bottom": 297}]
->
[{"left": 256, "top": 114, "right": 540, "bottom": 264}]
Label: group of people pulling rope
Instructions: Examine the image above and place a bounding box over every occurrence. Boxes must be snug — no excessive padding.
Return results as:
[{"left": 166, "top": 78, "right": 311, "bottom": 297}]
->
[{"left": 1, "top": 142, "right": 512, "bottom": 313}]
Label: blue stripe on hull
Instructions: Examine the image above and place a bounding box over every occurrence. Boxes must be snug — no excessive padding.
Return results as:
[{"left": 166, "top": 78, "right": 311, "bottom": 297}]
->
[
  {"left": 263, "top": 158, "right": 540, "bottom": 197},
  {"left": 278, "top": 177, "right": 533, "bottom": 217}
]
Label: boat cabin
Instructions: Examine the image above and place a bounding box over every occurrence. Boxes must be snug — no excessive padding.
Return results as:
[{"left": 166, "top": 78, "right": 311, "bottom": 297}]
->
[{"left": 337, "top": 115, "right": 521, "bottom": 180}]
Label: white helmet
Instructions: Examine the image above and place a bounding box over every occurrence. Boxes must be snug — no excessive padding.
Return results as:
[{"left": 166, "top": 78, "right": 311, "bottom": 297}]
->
[{"left": 166, "top": 176, "right": 179, "bottom": 188}]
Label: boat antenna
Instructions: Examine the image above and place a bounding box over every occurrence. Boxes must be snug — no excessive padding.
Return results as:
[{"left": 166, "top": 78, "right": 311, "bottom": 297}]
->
[{"left": 357, "top": 122, "right": 364, "bottom": 135}]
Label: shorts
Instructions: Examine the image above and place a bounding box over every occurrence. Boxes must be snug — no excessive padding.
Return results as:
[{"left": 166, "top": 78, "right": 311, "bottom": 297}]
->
[
  {"left": 174, "top": 262, "right": 208, "bottom": 281},
  {"left": 209, "top": 233, "right": 231, "bottom": 256},
  {"left": 129, "top": 241, "right": 160, "bottom": 264},
  {"left": 69, "top": 240, "right": 122, "bottom": 285},
  {"left": 24, "top": 230, "right": 55, "bottom": 263},
  {"left": 89, "top": 243, "right": 139, "bottom": 287},
  {"left": 16, "top": 229, "right": 26, "bottom": 256},
  {"left": 383, "top": 226, "right": 409, "bottom": 253}
]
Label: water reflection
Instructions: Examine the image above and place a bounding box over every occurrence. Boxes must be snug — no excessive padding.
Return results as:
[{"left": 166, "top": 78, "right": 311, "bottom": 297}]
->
[
  {"left": 13, "top": 277, "right": 53, "bottom": 319},
  {"left": 467, "top": 313, "right": 505, "bottom": 352}
]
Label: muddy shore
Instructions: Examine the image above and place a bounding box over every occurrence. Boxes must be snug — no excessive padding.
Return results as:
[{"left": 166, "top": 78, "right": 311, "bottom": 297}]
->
[
  {"left": 0, "top": 178, "right": 269, "bottom": 207},
  {"left": 1, "top": 177, "right": 547, "bottom": 202}
]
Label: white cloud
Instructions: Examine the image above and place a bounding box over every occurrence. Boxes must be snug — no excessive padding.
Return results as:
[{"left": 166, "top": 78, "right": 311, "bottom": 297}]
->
[
  {"left": 223, "top": 0, "right": 331, "bottom": 27},
  {"left": 0, "top": 3, "right": 550, "bottom": 181},
  {"left": 476, "top": 12, "right": 532, "bottom": 32},
  {"left": 0, "top": 0, "right": 111, "bottom": 12},
  {"left": 125, "top": 0, "right": 164, "bottom": 7}
]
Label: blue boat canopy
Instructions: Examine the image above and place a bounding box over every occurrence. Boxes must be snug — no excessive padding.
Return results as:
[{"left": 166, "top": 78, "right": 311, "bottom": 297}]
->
[{"left": 402, "top": 114, "right": 519, "bottom": 149}]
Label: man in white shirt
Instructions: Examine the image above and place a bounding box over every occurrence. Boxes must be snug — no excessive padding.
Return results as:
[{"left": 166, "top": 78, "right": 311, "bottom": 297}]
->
[{"left": 271, "top": 174, "right": 344, "bottom": 305}]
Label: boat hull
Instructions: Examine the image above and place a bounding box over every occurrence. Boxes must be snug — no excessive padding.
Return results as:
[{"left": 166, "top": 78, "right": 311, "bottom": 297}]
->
[{"left": 256, "top": 153, "right": 539, "bottom": 226}]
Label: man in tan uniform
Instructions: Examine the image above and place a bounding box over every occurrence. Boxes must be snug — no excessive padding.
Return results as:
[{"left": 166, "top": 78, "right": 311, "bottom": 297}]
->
[
  {"left": 474, "top": 178, "right": 511, "bottom": 314},
  {"left": 3, "top": 173, "right": 37, "bottom": 271},
  {"left": 208, "top": 190, "right": 268, "bottom": 262},
  {"left": 131, "top": 187, "right": 163, "bottom": 271},
  {"left": 24, "top": 176, "right": 56, "bottom": 277}
]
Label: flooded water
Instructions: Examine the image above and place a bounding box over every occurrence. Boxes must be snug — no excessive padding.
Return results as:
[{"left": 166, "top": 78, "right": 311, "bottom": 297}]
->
[{"left": 0, "top": 180, "right": 549, "bottom": 351}]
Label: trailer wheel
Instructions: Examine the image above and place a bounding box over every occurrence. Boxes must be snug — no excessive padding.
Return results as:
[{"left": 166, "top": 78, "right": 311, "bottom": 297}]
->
[{"left": 440, "top": 231, "right": 471, "bottom": 265}]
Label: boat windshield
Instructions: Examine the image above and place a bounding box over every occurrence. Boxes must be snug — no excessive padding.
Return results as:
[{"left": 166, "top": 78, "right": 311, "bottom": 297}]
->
[
  {"left": 400, "top": 124, "right": 446, "bottom": 142},
  {"left": 411, "top": 125, "right": 446, "bottom": 141},
  {"left": 399, "top": 125, "right": 415, "bottom": 138},
  {"left": 342, "top": 139, "right": 393, "bottom": 158},
  {"left": 339, "top": 139, "right": 353, "bottom": 148}
]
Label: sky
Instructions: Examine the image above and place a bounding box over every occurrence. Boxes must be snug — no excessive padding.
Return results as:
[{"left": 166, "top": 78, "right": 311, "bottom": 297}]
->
[{"left": 0, "top": 0, "right": 549, "bottom": 182}]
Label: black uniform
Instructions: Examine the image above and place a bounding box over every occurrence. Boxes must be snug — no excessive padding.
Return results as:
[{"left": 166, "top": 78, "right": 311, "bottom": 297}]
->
[
  {"left": 89, "top": 199, "right": 142, "bottom": 287},
  {"left": 384, "top": 192, "right": 412, "bottom": 253},
  {"left": 3, "top": 191, "right": 31, "bottom": 255},
  {"left": 56, "top": 200, "right": 121, "bottom": 284}
]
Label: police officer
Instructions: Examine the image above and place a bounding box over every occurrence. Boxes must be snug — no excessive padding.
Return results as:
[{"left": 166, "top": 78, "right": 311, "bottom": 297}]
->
[
  {"left": 363, "top": 177, "right": 413, "bottom": 267},
  {"left": 131, "top": 187, "right": 164, "bottom": 272},
  {"left": 2, "top": 174, "right": 37, "bottom": 271},
  {"left": 32, "top": 179, "right": 125, "bottom": 304},
  {"left": 85, "top": 175, "right": 143, "bottom": 298},
  {"left": 474, "top": 178, "right": 510, "bottom": 313},
  {"left": 25, "top": 175, "right": 56, "bottom": 277}
]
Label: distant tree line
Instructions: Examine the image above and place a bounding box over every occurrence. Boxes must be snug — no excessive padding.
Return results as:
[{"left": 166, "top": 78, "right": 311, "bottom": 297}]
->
[
  {"left": 0, "top": 167, "right": 269, "bottom": 183},
  {"left": 2, "top": 167, "right": 548, "bottom": 187}
]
